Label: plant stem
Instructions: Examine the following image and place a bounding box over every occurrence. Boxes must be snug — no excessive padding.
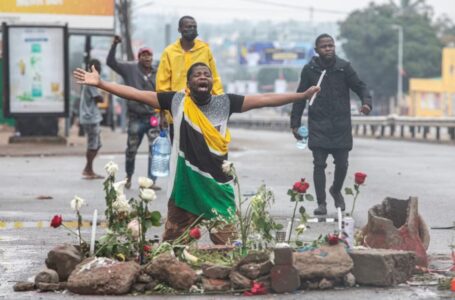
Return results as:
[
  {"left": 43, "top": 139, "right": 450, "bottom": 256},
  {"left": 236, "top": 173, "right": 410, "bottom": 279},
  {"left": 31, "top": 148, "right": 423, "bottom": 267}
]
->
[
  {"left": 350, "top": 192, "right": 359, "bottom": 216},
  {"left": 288, "top": 197, "right": 299, "bottom": 244},
  {"left": 234, "top": 168, "right": 247, "bottom": 255}
]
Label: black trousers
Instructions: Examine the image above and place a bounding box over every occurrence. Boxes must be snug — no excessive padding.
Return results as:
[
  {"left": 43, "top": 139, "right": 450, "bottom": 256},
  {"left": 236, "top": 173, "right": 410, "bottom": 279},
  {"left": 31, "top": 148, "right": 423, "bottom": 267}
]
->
[{"left": 312, "top": 148, "right": 349, "bottom": 205}]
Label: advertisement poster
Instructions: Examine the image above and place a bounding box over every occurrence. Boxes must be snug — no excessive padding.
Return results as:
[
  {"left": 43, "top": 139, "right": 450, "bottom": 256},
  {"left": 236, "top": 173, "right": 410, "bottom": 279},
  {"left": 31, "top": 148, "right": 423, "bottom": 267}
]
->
[
  {"left": 0, "top": 0, "right": 114, "bottom": 32},
  {"left": 239, "top": 42, "right": 315, "bottom": 66},
  {"left": 7, "top": 26, "right": 66, "bottom": 114}
]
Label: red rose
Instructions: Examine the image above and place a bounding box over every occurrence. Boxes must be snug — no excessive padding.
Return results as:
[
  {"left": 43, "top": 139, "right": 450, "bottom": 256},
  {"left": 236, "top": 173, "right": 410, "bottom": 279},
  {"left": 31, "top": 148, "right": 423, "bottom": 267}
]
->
[
  {"left": 293, "top": 178, "right": 310, "bottom": 193},
  {"left": 327, "top": 233, "right": 339, "bottom": 245},
  {"left": 189, "top": 227, "right": 201, "bottom": 240},
  {"left": 354, "top": 172, "right": 367, "bottom": 185},
  {"left": 50, "top": 215, "right": 63, "bottom": 228},
  {"left": 243, "top": 281, "right": 267, "bottom": 296},
  {"left": 143, "top": 244, "right": 153, "bottom": 252}
]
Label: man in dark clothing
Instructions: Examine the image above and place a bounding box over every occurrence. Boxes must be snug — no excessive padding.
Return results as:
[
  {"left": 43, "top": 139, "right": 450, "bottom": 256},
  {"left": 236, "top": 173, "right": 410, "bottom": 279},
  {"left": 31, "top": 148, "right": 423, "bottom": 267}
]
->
[
  {"left": 107, "top": 35, "right": 161, "bottom": 190},
  {"left": 290, "top": 33, "right": 372, "bottom": 215}
]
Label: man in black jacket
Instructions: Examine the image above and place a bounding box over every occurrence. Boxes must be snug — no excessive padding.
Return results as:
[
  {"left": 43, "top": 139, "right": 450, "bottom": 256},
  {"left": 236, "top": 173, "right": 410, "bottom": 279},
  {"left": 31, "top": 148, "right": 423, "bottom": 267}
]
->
[{"left": 290, "top": 34, "right": 372, "bottom": 215}]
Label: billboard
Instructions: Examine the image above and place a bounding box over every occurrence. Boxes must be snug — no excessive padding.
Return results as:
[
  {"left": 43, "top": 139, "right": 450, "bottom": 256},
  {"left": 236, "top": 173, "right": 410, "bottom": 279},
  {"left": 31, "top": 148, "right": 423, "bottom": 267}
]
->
[
  {"left": 3, "top": 24, "right": 69, "bottom": 116},
  {"left": 0, "top": 0, "right": 114, "bottom": 33},
  {"left": 239, "top": 42, "right": 315, "bottom": 66}
]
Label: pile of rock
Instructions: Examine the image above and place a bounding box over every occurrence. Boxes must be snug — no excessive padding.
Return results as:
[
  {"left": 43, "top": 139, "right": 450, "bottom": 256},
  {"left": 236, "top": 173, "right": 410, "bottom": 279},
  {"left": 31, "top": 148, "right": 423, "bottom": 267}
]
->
[{"left": 14, "top": 241, "right": 417, "bottom": 295}]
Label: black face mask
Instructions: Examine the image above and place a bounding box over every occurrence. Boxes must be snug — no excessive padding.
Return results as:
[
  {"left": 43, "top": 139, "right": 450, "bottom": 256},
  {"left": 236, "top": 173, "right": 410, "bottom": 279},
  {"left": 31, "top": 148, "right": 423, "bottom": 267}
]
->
[{"left": 182, "top": 29, "right": 198, "bottom": 41}]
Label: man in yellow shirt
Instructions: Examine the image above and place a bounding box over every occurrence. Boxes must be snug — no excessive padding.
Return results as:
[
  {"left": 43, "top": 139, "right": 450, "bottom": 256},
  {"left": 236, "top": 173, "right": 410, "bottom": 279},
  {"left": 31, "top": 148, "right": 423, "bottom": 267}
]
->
[{"left": 157, "top": 15, "right": 223, "bottom": 95}]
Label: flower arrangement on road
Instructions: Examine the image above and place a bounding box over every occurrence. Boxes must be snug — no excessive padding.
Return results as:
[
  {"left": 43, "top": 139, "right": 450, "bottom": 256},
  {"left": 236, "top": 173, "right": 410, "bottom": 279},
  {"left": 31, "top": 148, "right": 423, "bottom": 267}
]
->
[
  {"left": 345, "top": 172, "right": 367, "bottom": 216},
  {"left": 50, "top": 195, "right": 88, "bottom": 257},
  {"left": 95, "top": 161, "right": 161, "bottom": 262},
  {"left": 287, "top": 178, "right": 313, "bottom": 245},
  {"left": 221, "top": 160, "right": 283, "bottom": 255}
]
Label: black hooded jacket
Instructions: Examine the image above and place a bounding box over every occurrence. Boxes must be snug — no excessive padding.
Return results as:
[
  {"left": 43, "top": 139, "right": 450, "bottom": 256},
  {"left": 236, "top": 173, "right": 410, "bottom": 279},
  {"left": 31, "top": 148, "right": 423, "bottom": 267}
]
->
[{"left": 290, "top": 56, "right": 372, "bottom": 150}]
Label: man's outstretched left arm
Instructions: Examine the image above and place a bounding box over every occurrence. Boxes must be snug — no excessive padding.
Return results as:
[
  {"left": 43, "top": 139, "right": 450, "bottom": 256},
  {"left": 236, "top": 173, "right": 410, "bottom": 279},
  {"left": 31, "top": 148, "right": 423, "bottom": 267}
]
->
[{"left": 241, "top": 86, "right": 319, "bottom": 112}]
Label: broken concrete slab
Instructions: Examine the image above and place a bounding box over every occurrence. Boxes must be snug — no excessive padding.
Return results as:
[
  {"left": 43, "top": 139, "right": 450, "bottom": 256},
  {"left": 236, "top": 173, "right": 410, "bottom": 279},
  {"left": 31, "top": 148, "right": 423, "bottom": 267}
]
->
[
  {"left": 349, "top": 248, "right": 416, "bottom": 286},
  {"left": 361, "top": 196, "right": 429, "bottom": 267}
]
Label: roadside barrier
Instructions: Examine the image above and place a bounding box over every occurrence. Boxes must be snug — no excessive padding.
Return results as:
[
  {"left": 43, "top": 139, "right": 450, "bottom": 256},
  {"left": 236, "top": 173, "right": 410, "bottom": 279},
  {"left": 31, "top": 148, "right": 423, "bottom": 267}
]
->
[{"left": 229, "top": 115, "right": 455, "bottom": 142}]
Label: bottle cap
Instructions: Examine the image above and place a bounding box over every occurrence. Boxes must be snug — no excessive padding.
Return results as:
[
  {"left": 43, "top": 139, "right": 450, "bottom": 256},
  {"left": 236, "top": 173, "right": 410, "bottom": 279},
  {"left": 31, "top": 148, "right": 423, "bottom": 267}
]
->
[{"left": 159, "top": 130, "right": 167, "bottom": 137}]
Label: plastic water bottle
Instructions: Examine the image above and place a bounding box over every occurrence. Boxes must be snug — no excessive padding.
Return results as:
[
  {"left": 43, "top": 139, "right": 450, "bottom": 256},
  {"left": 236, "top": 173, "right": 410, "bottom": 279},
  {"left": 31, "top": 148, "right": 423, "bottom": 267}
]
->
[
  {"left": 296, "top": 126, "right": 309, "bottom": 149},
  {"left": 150, "top": 130, "right": 171, "bottom": 177}
]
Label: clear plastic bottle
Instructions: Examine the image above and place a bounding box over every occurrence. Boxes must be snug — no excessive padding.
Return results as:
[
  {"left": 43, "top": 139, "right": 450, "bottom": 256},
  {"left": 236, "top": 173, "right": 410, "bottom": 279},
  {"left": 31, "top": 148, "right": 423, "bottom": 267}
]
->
[
  {"left": 150, "top": 130, "right": 171, "bottom": 177},
  {"left": 296, "top": 126, "right": 309, "bottom": 149}
]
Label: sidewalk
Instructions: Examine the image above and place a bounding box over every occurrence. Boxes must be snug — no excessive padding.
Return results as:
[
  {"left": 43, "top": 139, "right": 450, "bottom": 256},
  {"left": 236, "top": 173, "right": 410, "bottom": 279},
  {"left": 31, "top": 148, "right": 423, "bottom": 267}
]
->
[{"left": 0, "top": 124, "right": 135, "bottom": 157}]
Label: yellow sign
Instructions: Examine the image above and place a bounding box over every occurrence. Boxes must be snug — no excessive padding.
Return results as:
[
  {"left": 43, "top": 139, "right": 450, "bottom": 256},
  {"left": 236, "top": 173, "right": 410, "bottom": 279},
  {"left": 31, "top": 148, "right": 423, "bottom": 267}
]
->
[
  {"left": 0, "top": 0, "right": 115, "bottom": 31},
  {"left": 0, "top": 0, "right": 114, "bottom": 16}
]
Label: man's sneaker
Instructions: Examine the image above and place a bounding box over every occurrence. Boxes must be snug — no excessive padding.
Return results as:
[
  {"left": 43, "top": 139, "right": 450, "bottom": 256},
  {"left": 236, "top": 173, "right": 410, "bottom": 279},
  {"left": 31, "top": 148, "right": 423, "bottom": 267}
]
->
[
  {"left": 313, "top": 204, "right": 327, "bottom": 215},
  {"left": 125, "top": 177, "right": 132, "bottom": 189},
  {"left": 330, "top": 186, "right": 345, "bottom": 211}
]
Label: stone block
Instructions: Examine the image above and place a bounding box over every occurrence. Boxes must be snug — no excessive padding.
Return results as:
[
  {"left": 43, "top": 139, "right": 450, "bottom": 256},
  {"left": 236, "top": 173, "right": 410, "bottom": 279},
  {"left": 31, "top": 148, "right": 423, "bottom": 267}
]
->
[
  {"left": 13, "top": 282, "right": 35, "bottom": 292},
  {"left": 349, "top": 248, "right": 416, "bottom": 286},
  {"left": 273, "top": 247, "right": 294, "bottom": 265},
  {"left": 202, "top": 277, "right": 231, "bottom": 292},
  {"left": 45, "top": 244, "right": 82, "bottom": 281},
  {"left": 270, "top": 264, "right": 300, "bottom": 293},
  {"left": 67, "top": 257, "right": 140, "bottom": 295},
  {"left": 239, "top": 260, "right": 273, "bottom": 280},
  {"left": 144, "top": 253, "right": 197, "bottom": 290},
  {"left": 35, "top": 268, "right": 59, "bottom": 284},
  {"left": 201, "top": 263, "right": 232, "bottom": 279},
  {"left": 294, "top": 244, "right": 353, "bottom": 280}
]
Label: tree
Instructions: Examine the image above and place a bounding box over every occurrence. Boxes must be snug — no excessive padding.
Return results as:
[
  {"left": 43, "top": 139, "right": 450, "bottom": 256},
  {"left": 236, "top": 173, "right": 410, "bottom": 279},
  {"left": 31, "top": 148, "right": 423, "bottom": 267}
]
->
[
  {"left": 116, "top": 0, "right": 134, "bottom": 60},
  {"left": 338, "top": 1, "right": 442, "bottom": 113}
]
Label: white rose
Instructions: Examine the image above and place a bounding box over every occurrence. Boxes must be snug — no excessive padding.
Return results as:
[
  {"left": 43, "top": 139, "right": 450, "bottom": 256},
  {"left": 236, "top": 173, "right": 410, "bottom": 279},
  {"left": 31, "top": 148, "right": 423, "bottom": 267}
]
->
[
  {"left": 70, "top": 196, "right": 85, "bottom": 211},
  {"left": 221, "top": 160, "right": 233, "bottom": 175},
  {"left": 113, "top": 180, "right": 127, "bottom": 195},
  {"left": 127, "top": 219, "right": 141, "bottom": 239},
  {"left": 104, "top": 161, "right": 119, "bottom": 176},
  {"left": 112, "top": 194, "right": 130, "bottom": 212},
  {"left": 140, "top": 188, "right": 156, "bottom": 202},
  {"left": 138, "top": 177, "right": 154, "bottom": 189},
  {"left": 296, "top": 224, "right": 307, "bottom": 232}
]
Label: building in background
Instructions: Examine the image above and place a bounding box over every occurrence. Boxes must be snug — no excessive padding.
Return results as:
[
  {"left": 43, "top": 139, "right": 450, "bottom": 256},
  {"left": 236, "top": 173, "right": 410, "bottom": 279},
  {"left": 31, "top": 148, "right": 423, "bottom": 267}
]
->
[{"left": 409, "top": 48, "right": 455, "bottom": 117}]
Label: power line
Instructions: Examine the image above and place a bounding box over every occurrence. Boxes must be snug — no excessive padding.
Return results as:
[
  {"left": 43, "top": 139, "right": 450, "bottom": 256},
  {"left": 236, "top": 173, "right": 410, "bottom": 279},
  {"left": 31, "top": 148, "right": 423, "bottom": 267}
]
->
[{"left": 240, "top": 0, "right": 349, "bottom": 15}]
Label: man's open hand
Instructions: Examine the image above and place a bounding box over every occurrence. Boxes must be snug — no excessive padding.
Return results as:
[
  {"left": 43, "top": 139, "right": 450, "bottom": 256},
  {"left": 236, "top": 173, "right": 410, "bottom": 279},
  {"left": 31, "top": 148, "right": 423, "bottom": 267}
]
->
[{"left": 73, "top": 65, "right": 100, "bottom": 87}]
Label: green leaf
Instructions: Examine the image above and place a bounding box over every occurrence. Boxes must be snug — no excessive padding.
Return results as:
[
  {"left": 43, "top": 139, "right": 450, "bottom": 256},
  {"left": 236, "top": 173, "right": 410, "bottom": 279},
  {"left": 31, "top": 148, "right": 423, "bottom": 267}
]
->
[
  {"left": 299, "top": 206, "right": 306, "bottom": 214},
  {"left": 345, "top": 187, "right": 354, "bottom": 195},
  {"left": 295, "top": 240, "right": 303, "bottom": 247},
  {"left": 149, "top": 211, "right": 162, "bottom": 227},
  {"left": 275, "top": 223, "right": 284, "bottom": 230},
  {"left": 305, "top": 194, "right": 314, "bottom": 201}
]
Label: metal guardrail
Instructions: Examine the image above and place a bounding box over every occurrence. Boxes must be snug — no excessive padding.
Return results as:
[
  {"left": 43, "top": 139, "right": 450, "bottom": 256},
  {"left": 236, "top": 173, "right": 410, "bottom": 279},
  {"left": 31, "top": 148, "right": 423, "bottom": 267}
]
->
[{"left": 229, "top": 115, "right": 455, "bottom": 142}]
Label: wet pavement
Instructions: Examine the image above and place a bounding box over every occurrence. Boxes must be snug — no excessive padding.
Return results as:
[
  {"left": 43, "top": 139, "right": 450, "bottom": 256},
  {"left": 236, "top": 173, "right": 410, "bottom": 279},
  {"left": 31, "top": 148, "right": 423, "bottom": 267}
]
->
[{"left": 0, "top": 125, "right": 454, "bottom": 299}]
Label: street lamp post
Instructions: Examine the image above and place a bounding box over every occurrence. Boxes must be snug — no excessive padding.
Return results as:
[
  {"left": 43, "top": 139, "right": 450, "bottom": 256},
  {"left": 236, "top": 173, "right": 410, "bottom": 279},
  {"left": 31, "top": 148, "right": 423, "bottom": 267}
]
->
[{"left": 392, "top": 25, "right": 403, "bottom": 115}]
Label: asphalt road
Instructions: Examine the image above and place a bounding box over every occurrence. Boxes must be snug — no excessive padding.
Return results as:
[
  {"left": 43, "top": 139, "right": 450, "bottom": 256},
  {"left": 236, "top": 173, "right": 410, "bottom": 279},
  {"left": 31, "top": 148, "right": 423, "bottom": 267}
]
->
[{"left": 0, "top": 128, "right": 454, "bottom": 299}]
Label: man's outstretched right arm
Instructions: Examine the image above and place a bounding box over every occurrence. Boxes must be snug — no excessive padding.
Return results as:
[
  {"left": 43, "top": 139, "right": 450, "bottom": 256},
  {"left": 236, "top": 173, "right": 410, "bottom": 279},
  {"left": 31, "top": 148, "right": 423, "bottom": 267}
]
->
[{"left": 74, "top": 66, "right": 160, "bottom": 109}]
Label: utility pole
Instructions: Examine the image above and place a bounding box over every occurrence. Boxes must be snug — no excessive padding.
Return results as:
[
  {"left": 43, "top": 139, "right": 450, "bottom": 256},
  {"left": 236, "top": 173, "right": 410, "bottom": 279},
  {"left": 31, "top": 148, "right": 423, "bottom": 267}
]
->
[{"left": 392, "top": 24, "right": 403, "bottom": 115}]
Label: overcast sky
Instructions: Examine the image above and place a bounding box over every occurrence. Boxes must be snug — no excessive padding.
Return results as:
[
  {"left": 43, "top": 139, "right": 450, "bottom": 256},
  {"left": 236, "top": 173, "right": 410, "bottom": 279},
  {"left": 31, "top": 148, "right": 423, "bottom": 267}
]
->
[{"left": 136, "top": 0, "right": 454, "bottom": 23}]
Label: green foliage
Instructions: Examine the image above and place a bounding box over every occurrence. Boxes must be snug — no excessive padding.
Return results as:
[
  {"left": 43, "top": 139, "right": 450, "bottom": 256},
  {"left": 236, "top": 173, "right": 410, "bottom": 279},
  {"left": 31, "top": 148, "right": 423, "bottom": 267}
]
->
[
  {"left": 249, "top": 185, "right": 284, "bottom": 242},
  {"left": 339, "top": 1, "right": 443, "bottom": 99},
  {"left": 344, "top": 187, "right": 354, "bottom": 195}
]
